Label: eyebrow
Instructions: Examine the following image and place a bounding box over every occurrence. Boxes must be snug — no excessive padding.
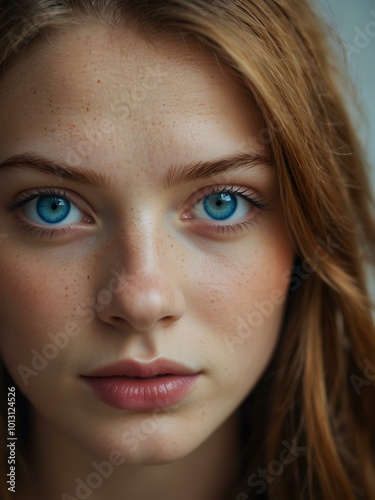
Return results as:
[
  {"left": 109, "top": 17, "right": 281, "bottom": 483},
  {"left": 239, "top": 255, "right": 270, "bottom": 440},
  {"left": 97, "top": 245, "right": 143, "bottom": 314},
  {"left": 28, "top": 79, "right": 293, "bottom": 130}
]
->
[
  {"left": 0, "top": 151, "right": 272, "bottom": 189},
  {"left": 164, "top": 151, "right": 272, "bottom": 189},
  {"left": 0, "top": 153, "right": 107, "bottom": 187}
]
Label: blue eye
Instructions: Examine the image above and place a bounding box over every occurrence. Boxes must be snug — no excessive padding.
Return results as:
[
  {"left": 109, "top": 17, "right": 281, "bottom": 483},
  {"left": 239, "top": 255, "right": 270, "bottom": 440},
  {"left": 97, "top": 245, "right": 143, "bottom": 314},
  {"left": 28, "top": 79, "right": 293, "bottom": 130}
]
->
[
  {"left": 203, "top": 192, "right": 238, "bottom": 220},
  {"left": 36, "top": 195, "right": 70, "bottom": 223},
  {"left": 23, "top": 194, "right": 83, "bottom": 226},
  {"left": 192, "top": 190, "right": 253, "bottom": 222}
]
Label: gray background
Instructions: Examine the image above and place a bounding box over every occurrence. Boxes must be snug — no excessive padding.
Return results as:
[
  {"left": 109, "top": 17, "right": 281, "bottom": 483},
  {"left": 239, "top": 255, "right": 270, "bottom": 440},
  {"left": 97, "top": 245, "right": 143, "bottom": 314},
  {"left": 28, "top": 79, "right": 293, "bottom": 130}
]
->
[
  {"left": 315, "top": 0, "right": 375, "bottom": 186},
  {"left": 315, "top": 0, "right": 375, "bottom": 298}
]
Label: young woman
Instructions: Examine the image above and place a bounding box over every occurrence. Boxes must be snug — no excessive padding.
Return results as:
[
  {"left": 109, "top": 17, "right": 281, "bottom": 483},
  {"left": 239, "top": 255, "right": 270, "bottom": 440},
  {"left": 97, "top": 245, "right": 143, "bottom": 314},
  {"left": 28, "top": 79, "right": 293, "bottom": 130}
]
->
[{"left": 0, "top": 1, "right": 374, "bottom": 499}]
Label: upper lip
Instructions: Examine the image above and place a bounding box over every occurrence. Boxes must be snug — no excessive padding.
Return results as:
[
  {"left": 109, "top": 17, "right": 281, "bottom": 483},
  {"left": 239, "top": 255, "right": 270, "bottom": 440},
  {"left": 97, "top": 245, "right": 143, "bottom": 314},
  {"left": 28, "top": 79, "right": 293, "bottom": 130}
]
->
[{"left": 83, "top": 358, "right": 198, "bottom": 379}]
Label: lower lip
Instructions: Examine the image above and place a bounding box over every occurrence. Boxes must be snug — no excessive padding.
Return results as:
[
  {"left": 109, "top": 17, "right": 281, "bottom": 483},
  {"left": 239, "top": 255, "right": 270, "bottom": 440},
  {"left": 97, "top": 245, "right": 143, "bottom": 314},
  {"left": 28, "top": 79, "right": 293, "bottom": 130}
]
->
[{"left": 83, "top": 374, "right": 200, "bottom": 411}]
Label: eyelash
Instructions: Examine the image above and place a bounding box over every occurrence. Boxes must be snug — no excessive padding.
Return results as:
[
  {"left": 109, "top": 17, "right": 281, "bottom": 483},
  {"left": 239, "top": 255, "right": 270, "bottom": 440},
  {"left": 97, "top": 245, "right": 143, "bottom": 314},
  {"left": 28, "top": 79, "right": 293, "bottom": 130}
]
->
[
  {"left": 5, "top": 188, "right": 84, "bottom": 240},
  {"left": 5, "top": 185, "right": 271, "bottom": 240},
  {"left": 186, "top": 185, "right": 271, "bottom": 236}
]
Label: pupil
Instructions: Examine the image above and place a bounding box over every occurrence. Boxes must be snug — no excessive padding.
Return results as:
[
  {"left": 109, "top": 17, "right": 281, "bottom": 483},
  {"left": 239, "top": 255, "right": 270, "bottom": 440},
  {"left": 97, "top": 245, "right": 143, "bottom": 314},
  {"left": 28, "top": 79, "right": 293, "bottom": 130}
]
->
[
  {"left": 36, "top": 195, "right": 71, "bottom": 224},
  {"left": 203, "top": 192, "right": 238, "bottom": 221}
]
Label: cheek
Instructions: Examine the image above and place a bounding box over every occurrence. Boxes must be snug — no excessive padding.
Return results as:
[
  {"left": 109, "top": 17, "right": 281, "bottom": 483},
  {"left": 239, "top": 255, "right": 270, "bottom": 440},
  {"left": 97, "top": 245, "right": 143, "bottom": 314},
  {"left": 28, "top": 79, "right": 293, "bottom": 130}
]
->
[
  {"left": 190, "top": 238, "right": 292, "bottom": 387},
  {"left": 0, "top": 251, "right": 90, "bottom": 383}
]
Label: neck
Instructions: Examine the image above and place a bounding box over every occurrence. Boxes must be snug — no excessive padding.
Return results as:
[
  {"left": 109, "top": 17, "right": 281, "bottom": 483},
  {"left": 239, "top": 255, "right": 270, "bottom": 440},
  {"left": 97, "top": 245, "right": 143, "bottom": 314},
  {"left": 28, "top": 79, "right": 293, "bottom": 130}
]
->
[{"left": 18, "top": 410, "right": 241, "bottom": 500}]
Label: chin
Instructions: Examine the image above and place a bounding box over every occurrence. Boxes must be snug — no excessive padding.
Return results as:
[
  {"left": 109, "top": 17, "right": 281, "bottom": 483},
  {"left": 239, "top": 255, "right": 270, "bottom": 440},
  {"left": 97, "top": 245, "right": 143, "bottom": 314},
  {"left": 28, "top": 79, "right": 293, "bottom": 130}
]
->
[{"left": 75, "top": 429, "right": 197, "bottom": 467}]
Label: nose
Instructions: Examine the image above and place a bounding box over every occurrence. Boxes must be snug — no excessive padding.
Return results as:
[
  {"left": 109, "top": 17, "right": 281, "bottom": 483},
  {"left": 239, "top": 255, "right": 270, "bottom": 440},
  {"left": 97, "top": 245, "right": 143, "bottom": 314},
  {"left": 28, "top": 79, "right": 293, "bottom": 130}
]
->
[{"left": 95, "top": 226, "right": 186, "bottom": 332}]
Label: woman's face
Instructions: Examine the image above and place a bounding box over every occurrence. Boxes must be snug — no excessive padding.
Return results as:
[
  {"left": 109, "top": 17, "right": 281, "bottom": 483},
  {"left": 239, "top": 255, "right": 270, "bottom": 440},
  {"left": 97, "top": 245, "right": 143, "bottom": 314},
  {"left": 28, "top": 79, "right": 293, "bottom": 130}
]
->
[{"left": 0, "top": 22, "right": 293, "bottom": 464}]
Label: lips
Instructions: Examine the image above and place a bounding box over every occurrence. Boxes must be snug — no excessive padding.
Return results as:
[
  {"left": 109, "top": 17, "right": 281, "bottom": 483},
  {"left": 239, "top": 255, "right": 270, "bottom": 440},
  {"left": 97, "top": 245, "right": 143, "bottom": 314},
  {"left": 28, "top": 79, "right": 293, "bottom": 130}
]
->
[
  {"left": 82, "top": 358, "right": 200, "bottom": 411},
  {"left": 85, "top": 358, "right": 197, "bottom": 379}
]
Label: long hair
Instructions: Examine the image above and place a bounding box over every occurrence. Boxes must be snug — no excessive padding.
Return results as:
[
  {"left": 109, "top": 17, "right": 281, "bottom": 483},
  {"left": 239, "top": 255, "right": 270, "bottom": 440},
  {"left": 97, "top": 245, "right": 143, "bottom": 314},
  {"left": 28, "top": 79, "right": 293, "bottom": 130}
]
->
[{"left": 1, "top": 1, "right": 374, "bottom": 499}]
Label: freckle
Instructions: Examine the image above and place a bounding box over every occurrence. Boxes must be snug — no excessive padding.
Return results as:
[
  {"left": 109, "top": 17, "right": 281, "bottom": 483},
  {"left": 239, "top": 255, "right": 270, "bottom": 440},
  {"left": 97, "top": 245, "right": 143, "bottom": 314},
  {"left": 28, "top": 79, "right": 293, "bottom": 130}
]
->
[
  {"left": 86, "top": 108, "right": 90, "bottom": 112},
  {"left": 87, "top": 275, "right": 90, "bottom": 280},
  {"left": 97, "top": 79, "right": 101, "bottom": 84}
]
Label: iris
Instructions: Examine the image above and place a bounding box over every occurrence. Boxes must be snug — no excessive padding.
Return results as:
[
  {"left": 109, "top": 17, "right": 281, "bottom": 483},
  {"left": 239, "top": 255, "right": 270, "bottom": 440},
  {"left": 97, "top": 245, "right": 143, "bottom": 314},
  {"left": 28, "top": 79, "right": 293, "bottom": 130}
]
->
[
  {"left": 36, "top": 195, "right": 71, "bottom": 224},
  {"left": 203, "top": 193, "right": 238, "bottom": 220}
]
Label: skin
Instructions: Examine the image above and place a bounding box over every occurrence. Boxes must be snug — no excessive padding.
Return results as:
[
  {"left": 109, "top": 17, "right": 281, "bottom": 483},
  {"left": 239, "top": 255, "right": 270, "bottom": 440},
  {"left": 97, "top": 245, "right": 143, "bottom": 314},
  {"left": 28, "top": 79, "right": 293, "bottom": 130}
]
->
[{"left": 0, "top": 21, "right": 294, "bottom": 500}]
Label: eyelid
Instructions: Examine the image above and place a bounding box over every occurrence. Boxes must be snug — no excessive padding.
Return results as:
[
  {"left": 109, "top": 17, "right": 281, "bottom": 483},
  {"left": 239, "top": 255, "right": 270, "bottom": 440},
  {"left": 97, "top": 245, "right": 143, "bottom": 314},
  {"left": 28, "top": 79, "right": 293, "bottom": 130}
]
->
[
  {"left": 181, "top": 184, "right": 270, "bottom": 219},
  {"left": 178, "top": 183, "right": 273, "bottom": 238},
  {"left": 5, "top": 187, "right": 96, "bottom": 240},
  {"left": 5, "top": 187, "right": 94, "bottom": 219}
]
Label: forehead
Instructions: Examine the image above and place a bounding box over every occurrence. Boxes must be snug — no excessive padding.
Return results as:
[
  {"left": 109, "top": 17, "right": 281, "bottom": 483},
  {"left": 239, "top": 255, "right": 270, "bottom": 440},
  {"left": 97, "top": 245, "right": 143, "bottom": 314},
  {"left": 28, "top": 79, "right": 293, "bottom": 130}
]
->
[{"left": 0, "top": 21, "right": 264, "bottom": 174}]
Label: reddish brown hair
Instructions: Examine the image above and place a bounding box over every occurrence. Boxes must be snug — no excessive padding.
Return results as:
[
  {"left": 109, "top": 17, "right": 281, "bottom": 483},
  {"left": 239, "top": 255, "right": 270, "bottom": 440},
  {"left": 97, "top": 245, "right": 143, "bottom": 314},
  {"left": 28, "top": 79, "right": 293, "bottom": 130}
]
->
[{"left": 1, "top": 1, "right": 374, "bottom": 499}]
